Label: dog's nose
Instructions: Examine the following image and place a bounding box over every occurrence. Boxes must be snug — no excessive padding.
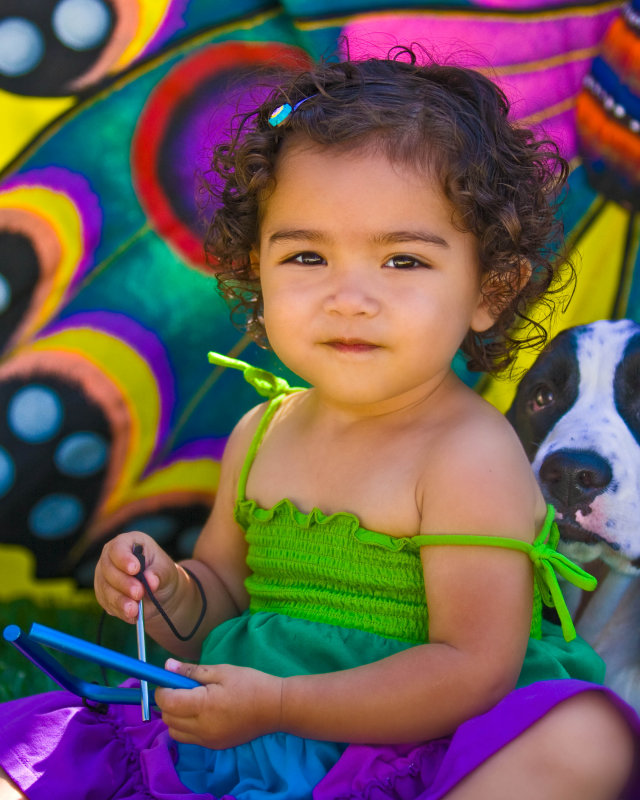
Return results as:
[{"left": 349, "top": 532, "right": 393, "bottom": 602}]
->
[{"left": 539, "top": 450, "right": 612, "bottom": 506}]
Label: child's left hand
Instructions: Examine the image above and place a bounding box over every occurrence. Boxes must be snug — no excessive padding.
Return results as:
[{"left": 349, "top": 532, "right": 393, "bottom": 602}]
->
[{"left": 154, "top": 660, "right": 283, "bottom": 749}]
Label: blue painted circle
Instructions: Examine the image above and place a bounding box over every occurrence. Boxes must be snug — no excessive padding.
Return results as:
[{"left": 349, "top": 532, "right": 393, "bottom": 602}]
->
[
  {"left": 0, "top": 447, "right": 15, "bottom": 497},
  {"left": 55, "top": 432, "right": 108, "bottom": 476},
  {"left": 0, "top": 275, "right": 11, "bottom": 314},
  {"left": 74, "top": 560, "right": 98, "bottom": 586},
  {"left": 8, "top": 385, "right": 64, "bottom": 443},
  {"left": 128, "top": 515, "right": 177, "bottom": 544},
  {"left": 0, "top": 18, "right": 45, "bottom": 76},
  {"left": 177, "top": 526, "right": 201, "bottom": 557},
  {"left": 29, "top": 493, "right": 84, "bottom": 539},
  {"left": 52, "top": 0, "right": 111, "bottom": 51}
]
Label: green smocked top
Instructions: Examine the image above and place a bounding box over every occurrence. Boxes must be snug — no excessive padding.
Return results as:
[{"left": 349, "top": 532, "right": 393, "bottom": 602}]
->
[{"left": 209, "top": 352, "right": 598, "bottom": 646}]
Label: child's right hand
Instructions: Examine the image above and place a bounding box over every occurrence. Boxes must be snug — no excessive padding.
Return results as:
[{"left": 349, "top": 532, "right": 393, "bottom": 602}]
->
[{"left": 94, "top": 532, "right": 179, "bottom": 624}]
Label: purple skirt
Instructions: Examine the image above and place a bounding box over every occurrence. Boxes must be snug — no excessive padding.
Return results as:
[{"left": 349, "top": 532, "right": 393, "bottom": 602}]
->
[{"left": 1, "top": 680, "right": 639, "bottom": 800}]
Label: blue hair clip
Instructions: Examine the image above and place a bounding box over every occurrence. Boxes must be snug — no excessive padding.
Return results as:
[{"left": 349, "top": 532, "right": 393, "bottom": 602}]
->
[{"left": 268, "top": 95, "right": 316, "bottom": 128}]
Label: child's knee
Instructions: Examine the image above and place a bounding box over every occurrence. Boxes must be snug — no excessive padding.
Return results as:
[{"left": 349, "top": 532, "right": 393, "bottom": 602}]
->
[
  {"left": 545, "top": 692, "right": 635, "bottom": 791},
  {"left": 0, "top": 768, "right": 26, "bottom": 800}
]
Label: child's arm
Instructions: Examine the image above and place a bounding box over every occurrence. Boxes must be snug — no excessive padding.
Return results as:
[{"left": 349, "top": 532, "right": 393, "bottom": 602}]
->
[
  {"left": 155, "top": 413, "right": 542, "bottom": 746},
  {"left": 94, "top": 405, "right": 264, "bottom": 661}
]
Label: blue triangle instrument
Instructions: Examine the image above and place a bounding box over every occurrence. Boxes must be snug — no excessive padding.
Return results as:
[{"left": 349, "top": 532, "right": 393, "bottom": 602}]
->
[{"left": 3, "top": 621, "right": 199, "bottom": 706}]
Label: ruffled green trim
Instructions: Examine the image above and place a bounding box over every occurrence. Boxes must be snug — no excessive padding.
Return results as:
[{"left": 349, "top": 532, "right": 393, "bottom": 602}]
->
[
  {"left": 237, "top": 497, "right": 365, "bottom": 537},
  {"left": 237, "top": 497, "right": 596, "bottom": 643},
  {"left": 238, "top": 499, "right": 429, "bottom": 643}
]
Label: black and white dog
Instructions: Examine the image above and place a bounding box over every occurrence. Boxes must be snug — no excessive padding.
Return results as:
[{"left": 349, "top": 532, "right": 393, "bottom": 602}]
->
[{"left": 507, "top": 319, "right": 640, "bottom": 711}]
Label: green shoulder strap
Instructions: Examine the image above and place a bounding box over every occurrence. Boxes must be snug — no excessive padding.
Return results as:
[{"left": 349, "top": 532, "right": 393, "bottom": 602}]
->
[
  {"left": 208, "top": 351, "right": 304, "bottom": 502},
  {"left": 208, "top": 352, "right": 302, "bottom": 399},
  {"left": 412, "top": 504, "right": 597, "bottom": 642}
]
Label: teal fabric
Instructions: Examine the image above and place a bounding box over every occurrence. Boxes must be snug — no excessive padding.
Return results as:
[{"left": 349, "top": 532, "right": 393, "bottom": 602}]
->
[
  {"left": 200, "top": 609, "right": 414, "bottom": 675},
  {"left": 201, "top": 610, "right": 605, "bottom": 691},
  {"left": 518, "top": 619, "right": 605, "bottom": 688}
]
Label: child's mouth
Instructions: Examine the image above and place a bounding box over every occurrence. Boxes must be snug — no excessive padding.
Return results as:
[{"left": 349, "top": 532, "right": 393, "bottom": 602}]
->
[{"left": 325, "top": 339, "right": 380, "bottom": 353}]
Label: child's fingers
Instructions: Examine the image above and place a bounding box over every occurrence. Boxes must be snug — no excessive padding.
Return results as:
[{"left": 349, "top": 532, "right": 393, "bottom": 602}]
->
[
  {"left": 105, "top": 533, "right": 151, "bottom": 576},
  {"left": 141, "top": 567, "right": 160, "bottom": 593},
  {"left": 93, "top": 574, "right": 139, "bottom": 620},
  {"left": 114, "top": 535, "right": 174, "bottom": 594},
  {"left": 98, "top": 580, "right": 140, "bottom": 620},
  {"left": 155, "top": 685, "right": 208, "bottom": 716},
  {"left": 94, "top": 534, "right": 154, "bottom": 618},
  {"left": 162, "top": 723, "right": 202, "bottom": 746},
  {"left": 160, "top": 708, "right": 210, "bottom": 746},
  {"left": 100, "top": 531, "right": 167, "bottom": 581},
  {"left": 165, "top": 659, "right": 223, "bottom": 685}
]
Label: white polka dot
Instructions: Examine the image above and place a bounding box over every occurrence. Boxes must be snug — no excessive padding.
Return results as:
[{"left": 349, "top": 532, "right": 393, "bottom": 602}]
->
[
  {"left": 0, "top": 18, "right": 44, "bottom": 76},
  {"left": 52, "top": 0, "right": 111, "bottom": 51},
  {"left": 8, "top": 385, "right": 63, "bottom": 443}
]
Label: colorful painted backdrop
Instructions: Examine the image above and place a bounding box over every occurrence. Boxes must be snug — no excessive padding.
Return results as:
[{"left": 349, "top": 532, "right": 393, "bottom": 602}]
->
[{"left": 0, "top": 0, "right": 638, "bottom": 597}]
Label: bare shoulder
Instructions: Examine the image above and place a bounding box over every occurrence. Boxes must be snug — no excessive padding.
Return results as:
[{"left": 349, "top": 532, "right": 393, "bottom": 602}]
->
[
  {"left": 191, "top": 400, "right": 269, "bottom": 589},
  {"left": 419, "top": 389, "right": 544, "bottom": 541},
  {"left": 194, "top": 400, "right": 267, "bottom": 544},
  {"left": 221, "top": 401, "right": 269, "bottom": 473}
]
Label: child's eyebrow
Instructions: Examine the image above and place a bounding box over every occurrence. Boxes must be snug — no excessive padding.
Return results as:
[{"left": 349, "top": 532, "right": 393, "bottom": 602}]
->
[
  {"left": 373, "top": 231, "right": 450, "bottom": 248},
  {"left": 266, "top": 229, "right": 450, "bottom": 248},
  {"left": 267, "top": 229, "right": 324, "bottom": 245}
]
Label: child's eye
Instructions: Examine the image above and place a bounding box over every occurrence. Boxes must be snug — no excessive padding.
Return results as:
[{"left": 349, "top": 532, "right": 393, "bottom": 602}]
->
[
  {"left": 383, "top": 255, "right": 429, "bottom": 270},
  {"left": 290, "top": 252, "right": 325, "bottom": 266}
]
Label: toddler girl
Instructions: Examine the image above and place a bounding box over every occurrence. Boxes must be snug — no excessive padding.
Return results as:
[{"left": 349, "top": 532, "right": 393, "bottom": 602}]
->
[{"left": 1, "top": 48, "right": 638, "bottom": 800}]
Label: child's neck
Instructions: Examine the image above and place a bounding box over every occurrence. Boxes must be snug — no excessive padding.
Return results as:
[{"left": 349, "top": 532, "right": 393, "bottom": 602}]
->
[{"left": 301, "top": 368, "right": 466, "bottom": 429}]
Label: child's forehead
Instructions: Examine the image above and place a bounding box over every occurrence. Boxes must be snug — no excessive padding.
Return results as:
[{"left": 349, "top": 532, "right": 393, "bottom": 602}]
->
[
  {"left": 258, "top": 141, "right": 470, "bottom": 246},
  {"left": 271, "top": 134, "right": 443, "bottom": 194}
]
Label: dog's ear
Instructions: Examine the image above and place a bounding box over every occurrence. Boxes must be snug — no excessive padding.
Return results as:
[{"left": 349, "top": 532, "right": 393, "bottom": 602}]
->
[{"left": 472, "top": 259, "right": 532, "bottom": 331}]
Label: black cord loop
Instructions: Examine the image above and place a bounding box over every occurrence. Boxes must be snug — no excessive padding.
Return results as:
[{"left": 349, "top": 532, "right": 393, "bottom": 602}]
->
[
  {"left": 96, "top": 551, "right": 208, "bottom": 688},
  {"left": 134, "top": 562, "right": 208, "bottom": 642}
]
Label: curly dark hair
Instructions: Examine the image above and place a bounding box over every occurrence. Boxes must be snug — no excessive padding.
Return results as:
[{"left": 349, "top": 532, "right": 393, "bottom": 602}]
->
[{"left": 206, "top": 47, "right": 573, "bottom": 374}]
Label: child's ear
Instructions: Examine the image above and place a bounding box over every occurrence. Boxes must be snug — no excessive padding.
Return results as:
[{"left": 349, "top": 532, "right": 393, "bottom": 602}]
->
[
  {"left": 470, "top": 259, "right": 532, "bottom": 332},
  {"left": 470, "top": 299, "right": 495, "bottom": 333}
]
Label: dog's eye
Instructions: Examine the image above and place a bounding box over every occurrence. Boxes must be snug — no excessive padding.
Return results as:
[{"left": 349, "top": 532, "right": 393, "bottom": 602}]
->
[{"left": 528, "top": 385, "right": 555, "bottom": 412}]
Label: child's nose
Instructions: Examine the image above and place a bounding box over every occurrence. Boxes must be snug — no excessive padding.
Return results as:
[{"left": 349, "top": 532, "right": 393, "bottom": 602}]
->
[{"left": 322, "top": 271, "right": 380, "bottom": 317}]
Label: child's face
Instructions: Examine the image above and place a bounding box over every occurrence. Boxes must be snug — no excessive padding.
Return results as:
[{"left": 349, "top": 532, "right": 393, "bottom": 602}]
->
[{"left": 254, "top": 139, "right": 494, "bottom": 410}]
